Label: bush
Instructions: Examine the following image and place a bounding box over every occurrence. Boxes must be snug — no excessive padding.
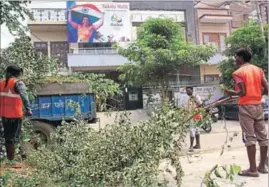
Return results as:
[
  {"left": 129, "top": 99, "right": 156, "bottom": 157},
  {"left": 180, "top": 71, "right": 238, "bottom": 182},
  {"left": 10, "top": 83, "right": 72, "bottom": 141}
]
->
[{"left": 6, "top": 105, "right": 194, "bottom": 187}]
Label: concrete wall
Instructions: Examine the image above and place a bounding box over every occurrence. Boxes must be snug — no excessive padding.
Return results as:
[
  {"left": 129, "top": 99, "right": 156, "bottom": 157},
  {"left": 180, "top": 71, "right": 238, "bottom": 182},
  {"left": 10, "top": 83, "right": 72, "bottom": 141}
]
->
[
  {"left": 68, "top": 54, "right": 128, "bottom": 67},
  {"left": 31, "top": 30, "right": 68, "bottom": 57},
  {"left": 118, "top": 0, "right": 198, "bottom": 44},
  {"left": 197, "top": 9, "right": 229, "bottom": 18},
  {"left": 200, "top": 64, "right": 221, "bottom": 83},
  {"left": 197, "top": 9, "right": 230, "bottom": 45},
  {"left": 196, "top": 8, "right": 230, "bottom": 80},
  {"left": 31, "top": 30, "right": 67, "bottom": 42},
  {"left": 198, "top": 23, "right": 230, "bottom": 44}
]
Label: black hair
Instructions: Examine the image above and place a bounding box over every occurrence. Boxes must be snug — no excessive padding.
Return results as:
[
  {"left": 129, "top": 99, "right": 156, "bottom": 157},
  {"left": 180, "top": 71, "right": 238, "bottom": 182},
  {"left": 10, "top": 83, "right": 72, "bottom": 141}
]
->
[
  {"left": 235, "top": 47, "right": 252, "bottom": 62},
  {"left": 186, "top": 86, "right": 193, "bottom": 91},
  {"left": 5, "top": 64, "right": 23, "bottom": 87},
  {"left": 82, "top": 16, "right": 92, "bottom": 25}
]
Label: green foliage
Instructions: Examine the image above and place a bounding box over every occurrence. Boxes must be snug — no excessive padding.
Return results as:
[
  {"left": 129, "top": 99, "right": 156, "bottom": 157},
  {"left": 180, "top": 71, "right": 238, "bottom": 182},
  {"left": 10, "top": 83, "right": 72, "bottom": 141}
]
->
[
  {"left": 0, "top": 0, "right": 33, "bottom": 35},
  {"left": 219, "top": 22, "right": 268, "bottom": 88},
  {"left": 1, "top": 168, "right": 55, "bottom": 187},
  {"left": 0, "top": 34, "right": 119, "bottom": 111},
  {"left": 0, "top": 33, "right": 58, "bottom": 93},
  {"left": 7, "top": 105, "right": 195, "bottom": 187},
  {"left": 118, "top": 18, "right": 215, "bottom": 100},
  {"left": 202, "top": 164, "right": 241, "bottom": 187}
]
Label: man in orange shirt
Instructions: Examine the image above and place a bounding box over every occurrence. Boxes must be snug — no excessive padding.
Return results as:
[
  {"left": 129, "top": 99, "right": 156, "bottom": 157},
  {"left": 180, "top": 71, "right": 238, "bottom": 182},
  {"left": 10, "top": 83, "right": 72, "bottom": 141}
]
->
[{"left": 225, "top": 48, "right": 268, "bottom": 177}]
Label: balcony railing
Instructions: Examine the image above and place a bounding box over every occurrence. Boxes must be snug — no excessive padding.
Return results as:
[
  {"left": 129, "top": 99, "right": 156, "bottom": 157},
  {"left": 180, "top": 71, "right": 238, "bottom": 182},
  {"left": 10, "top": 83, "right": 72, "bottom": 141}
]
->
[
  {"left": 69, "top": 47, "right": 118, "bottom": 55},
  {"left": 31, "top": 8, "right": 67, "bottom": 22}
]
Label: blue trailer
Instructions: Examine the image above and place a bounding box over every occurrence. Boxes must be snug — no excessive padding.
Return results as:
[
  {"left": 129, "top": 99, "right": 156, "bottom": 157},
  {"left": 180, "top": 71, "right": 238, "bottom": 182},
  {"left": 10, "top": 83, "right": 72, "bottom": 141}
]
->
[
  {"left": 28, "top": 82, "right": 96, "bottom": 142},
  {"left": 30, "top": 94, "right": 96, "bottom": 122}
]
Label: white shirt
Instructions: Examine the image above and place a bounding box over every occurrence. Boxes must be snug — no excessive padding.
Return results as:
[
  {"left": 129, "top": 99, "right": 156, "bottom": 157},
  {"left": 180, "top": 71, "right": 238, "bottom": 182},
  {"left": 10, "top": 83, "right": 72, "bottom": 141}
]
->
[{"left": 186, "top": 94, "right": 202, "bottom": 109}]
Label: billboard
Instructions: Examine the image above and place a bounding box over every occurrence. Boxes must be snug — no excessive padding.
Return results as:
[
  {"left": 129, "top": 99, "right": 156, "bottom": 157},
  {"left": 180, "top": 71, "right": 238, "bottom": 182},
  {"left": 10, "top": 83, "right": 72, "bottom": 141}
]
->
[{"left": 67, "top": 1, "right": 131, "bottom": 43}]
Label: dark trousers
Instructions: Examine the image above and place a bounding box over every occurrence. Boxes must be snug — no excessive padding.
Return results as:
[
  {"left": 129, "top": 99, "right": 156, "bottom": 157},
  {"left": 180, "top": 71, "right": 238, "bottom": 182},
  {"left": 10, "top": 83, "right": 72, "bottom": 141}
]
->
[{"left": 2, "top": 118, "right": 22, "bottom": 144}]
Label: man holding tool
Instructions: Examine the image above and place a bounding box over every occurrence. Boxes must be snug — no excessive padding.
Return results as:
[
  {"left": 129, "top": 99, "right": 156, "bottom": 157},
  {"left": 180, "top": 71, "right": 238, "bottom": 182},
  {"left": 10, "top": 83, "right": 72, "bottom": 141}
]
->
[
  {"left": 0, "top": 65, "right": 32, "bottom": 168},
  {"left": 225, "top": 48, "right": 268, "bottom": 177},
  {"left": 185, "top": 86, "right": 202, "bottom": 152}
]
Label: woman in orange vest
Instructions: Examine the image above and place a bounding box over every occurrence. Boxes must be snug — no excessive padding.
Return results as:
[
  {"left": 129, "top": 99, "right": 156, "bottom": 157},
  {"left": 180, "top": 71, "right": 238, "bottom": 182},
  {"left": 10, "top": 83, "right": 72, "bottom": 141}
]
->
[
  {"left": 0, "top": 65, "right": 32, "bottom": 168},
  {"left": 225, "top": 48, "right": 268, "bottom": 177}
]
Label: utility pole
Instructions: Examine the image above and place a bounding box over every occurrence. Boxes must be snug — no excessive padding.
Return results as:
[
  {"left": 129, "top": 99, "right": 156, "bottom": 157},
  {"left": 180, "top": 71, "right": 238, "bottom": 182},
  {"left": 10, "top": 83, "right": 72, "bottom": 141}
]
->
[{"left": 255, "top": 1, "right": 265, "bottom": 41}]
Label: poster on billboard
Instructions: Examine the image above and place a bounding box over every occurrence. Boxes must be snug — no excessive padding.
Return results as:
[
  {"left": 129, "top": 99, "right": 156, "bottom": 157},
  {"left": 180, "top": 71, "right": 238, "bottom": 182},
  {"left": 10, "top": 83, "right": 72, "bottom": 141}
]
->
[{"left": 67, "top": 1, "right": 131, "bottom": 43}]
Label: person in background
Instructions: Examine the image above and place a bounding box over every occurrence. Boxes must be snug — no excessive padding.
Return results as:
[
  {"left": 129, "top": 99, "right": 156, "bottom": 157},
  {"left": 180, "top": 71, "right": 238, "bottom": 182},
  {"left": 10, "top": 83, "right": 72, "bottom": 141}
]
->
[
  {"left": 0, "top": 65, "right": 32, "bottom": 168},
  {"left": 225, "top": 48, "right": 268, "bottom": 177},
  {"left": 185, "top": 87, "right": 202, "bottom": 152}
]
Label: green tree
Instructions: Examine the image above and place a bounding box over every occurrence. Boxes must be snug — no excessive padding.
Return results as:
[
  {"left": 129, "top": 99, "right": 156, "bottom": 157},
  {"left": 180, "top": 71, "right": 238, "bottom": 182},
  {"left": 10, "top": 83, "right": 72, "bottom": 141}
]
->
[
  {"left": 118, "top": 18, "right": 215, "bottom": 102},
  {"left": 0, "top": 36, "right": 120, "bottom": 111},
  {"left": 219, "top": 23, "right": 268, "bottom": 88},
  {"left": 0, "top": 34, "right": 57, "bottom": 92},
  {"left": 7, "top": 105, "right": 193, "bottom": 187},
  {"left": 0, "top": 0, "right": 33, "bottom": 34},
  {"left": 0, "top": 2, "right": 120, "bottom": 111}
]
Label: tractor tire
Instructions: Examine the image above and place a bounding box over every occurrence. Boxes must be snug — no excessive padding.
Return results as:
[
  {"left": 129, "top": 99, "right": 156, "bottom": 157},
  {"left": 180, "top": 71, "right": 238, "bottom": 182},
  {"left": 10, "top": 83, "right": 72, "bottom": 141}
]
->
[
  {"left": 32, "top": 121, "right": 55, "bottom": 144},
  {"left": 20, "top": 121, "right": 55, "bottom": 158}
]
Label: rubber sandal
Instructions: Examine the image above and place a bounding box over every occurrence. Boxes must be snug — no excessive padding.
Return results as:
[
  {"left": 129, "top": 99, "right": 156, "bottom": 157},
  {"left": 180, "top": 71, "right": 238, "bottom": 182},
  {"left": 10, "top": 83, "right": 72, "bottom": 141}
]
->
[
  {"left": 188, "top": 148, "right": 194, "bottom": 152},
  {"left": 257, "top": 168, "right": 268, "bottom": 174},
  {"left": 238, "top": 170, "right": 259, "bottom": 177}
]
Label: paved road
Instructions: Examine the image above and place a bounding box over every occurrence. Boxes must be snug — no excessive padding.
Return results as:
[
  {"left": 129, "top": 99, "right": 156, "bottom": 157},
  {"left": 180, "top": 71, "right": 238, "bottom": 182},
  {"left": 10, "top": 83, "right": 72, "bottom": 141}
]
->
[
  {"left": 181, "top": 148, "right": 268, "bottom": 187},
  {"left": 93, "top": 110, "right": 268, "bottom": 187}
]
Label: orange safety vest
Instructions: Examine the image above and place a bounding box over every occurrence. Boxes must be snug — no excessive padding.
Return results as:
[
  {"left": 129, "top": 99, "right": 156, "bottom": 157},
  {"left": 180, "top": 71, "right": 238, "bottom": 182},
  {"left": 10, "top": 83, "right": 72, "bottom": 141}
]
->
[
  {"left": 232, "top": 64, "right": 263, "bottom": 105},
  {"left": 0, "top": 78, "right": 23, "bottom": 118}
]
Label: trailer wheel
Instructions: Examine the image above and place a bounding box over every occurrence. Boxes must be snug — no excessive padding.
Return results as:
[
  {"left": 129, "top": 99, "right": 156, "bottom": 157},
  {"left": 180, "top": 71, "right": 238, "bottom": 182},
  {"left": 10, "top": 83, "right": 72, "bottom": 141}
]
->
[
  {"left": 20, "top": 121, "right": 54, "bottom": 158},
  {"left": 33, "top": 121, "right": 55, "bottom": 144}
]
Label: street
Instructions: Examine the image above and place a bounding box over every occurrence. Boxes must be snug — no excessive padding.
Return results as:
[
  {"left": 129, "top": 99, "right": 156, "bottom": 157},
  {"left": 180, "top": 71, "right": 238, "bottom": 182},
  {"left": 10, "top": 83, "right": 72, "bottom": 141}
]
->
[
  {"left": 181, "top": 120, "right": 268, "bottom": 187},
  {"left": 94, "top": 110, "right": 268, "bottom": 187}
]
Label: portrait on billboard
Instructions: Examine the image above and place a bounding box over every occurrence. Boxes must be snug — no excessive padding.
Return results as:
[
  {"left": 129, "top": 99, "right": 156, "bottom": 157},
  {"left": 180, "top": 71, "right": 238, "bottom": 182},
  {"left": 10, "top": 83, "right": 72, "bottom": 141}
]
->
[{"left": 67, "top": 1, "right": 131, "bottom": 43}]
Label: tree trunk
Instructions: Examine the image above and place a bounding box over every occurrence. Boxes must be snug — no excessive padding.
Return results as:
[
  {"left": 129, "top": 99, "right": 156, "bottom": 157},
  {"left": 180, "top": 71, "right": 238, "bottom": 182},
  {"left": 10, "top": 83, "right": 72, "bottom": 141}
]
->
[
  {"left": 160, "top": 84, "right": 166, "bottom": 104},
  {"left": 160, "top": 77, "right": 170, "bottom": 104}
]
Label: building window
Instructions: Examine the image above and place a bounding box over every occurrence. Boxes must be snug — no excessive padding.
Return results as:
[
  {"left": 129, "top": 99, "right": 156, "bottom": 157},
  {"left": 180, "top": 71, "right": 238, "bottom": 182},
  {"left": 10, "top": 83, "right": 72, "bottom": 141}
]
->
[
  {"left": 34, "top": 42, "right": 48, "bottom": 56},
  {"left": 50, "top": 41, "right": 69, "bottom": 67},
  {"left": 204, "top": 74, "right": 219, "bottom": 83},
  {"left": 202, "top": 33, "right": 226, "bottom": 51}
]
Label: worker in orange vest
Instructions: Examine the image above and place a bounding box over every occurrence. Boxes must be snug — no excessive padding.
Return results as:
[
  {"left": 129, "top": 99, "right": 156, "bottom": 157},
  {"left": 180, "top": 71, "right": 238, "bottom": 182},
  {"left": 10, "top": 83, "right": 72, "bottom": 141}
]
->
[
  {"left": 225, "top": 48, "right": 268, "bottom": 177},
  {"left": 0, "top": 65, "right": 32, "bottom": 168},
  {"left": 185, "top": 86, "right": 202, "bottom": 152}
]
